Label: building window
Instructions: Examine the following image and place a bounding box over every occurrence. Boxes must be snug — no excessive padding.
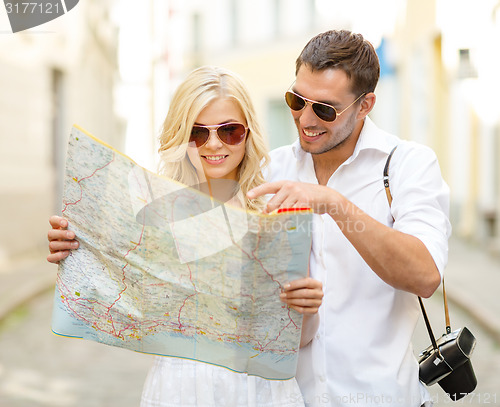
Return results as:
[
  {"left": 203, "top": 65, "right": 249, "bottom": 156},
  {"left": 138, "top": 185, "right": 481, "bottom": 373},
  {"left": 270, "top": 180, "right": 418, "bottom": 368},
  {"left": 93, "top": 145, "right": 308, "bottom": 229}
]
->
[
  {"left": 267, "top": 99, "right": 296, "bottom": 150},
  {"left": 458, "top": 48, "right": 477, "bottom": 79}
]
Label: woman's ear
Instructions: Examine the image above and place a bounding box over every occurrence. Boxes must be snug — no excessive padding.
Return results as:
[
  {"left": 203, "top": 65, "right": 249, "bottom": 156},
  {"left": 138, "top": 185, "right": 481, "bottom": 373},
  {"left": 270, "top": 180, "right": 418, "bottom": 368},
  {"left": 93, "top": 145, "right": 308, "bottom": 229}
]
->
[{"left": 357, "top": 92, "right": 376, "bottom": 119}]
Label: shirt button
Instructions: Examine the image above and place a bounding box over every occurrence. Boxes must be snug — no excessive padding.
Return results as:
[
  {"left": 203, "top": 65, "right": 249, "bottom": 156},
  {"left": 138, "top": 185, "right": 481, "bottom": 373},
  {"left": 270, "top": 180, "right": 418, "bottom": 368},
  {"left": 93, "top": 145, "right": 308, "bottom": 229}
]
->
[{"left": 319, "top": 375, "right": 326, "bottom": 382}]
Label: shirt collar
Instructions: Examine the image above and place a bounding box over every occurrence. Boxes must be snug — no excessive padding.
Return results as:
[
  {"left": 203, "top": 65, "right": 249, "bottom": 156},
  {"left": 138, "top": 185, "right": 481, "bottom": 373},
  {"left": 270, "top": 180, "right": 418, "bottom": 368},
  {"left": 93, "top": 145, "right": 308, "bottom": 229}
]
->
[
  {"left": 291, "top": 138, "right": 304, "bottom": 160},
  {"left": 355, "top": 116, "right": 395, "bottom": 154}
]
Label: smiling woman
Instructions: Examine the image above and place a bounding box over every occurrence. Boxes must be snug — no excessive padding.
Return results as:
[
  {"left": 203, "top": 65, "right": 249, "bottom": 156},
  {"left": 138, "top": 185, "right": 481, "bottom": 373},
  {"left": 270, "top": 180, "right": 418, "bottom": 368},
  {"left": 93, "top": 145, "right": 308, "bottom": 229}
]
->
[
  {"left": 45, "top": 65, "right": 324, "bottom": 407},
  {"left": 186, "top": 99, "right": 247, "bottom": 184},
  {"left": 157, "top": 66, "right": 269, "bottom": 212}
]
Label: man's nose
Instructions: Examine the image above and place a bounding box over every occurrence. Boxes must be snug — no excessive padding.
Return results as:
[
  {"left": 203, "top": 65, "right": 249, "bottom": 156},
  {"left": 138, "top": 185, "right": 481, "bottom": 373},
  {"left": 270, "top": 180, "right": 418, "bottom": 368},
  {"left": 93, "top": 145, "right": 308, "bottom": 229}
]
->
[{"left": 298, "top": 102, "right": 320, "bottom": 126}]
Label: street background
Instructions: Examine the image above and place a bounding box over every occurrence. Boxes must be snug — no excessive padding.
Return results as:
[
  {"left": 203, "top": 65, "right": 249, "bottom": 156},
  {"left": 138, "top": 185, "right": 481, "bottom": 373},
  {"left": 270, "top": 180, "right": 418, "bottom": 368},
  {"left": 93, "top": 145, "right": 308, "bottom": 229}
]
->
[
  {"left": 1, "top": 0, "right": 500, "bottom": 405},
  {"left": 1, "top": 236, "right": 499, "bottom": 407}
]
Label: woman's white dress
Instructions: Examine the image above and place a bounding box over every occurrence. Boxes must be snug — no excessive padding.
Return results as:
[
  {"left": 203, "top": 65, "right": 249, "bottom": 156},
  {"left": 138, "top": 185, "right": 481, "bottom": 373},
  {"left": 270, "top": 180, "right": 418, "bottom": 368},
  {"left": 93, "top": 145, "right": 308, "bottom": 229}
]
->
[{"left": 140, "top": 356, "right": 305, "bottom": 407}]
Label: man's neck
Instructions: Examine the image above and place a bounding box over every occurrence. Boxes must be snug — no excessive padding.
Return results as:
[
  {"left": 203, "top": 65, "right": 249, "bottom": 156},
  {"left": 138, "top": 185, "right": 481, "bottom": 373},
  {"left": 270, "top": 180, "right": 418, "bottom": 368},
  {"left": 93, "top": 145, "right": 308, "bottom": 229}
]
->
[
  {"left": 312, "top": 152, "right": 348, "bottom": 186},
  {"left": 312, "top": 121, "right": 364, "bottom": 186}
]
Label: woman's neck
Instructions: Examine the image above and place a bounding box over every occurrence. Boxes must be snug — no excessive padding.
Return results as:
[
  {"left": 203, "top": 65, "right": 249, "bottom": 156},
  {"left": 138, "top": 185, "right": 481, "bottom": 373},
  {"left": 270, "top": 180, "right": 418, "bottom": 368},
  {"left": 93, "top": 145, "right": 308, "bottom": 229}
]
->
[{"left": 199, "top": 178, "right": 243, "bottom": 208}]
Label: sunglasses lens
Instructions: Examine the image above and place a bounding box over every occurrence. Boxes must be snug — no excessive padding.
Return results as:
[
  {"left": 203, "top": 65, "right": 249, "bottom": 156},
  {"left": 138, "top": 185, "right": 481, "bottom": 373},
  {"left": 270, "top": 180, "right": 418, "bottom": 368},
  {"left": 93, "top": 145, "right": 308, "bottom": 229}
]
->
[
  {"left": 190, "top": 123, "right": 247, "bottom": 147},
  {"left": 312, "top": 104, "right": 336, "bottom": 122},
  {"left": 285, "top": 91, "right": 306, "bottom": 111},
  {"left": 190, "top": 126, "right": 210, "bottom": 147},
  {"left": 217, "top": 123, "right": 247, "bottom": 145},
  {"left": 285, "top": 91, "right": 336, "bottom": 121}
]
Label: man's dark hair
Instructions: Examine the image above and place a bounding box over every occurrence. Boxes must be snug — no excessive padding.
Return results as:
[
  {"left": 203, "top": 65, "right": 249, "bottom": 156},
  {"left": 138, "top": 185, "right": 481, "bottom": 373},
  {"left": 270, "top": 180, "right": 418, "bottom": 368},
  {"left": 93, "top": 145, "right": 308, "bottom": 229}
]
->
[{"left": 296, "top": 30, "right": 380, "bottom": 96}]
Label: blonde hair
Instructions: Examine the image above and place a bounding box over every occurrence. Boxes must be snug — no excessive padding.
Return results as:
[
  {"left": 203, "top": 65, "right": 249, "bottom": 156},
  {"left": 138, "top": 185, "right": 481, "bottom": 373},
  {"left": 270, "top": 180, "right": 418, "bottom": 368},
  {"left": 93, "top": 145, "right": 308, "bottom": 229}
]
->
[{"left": 158, "top": 66, "right": 269, "bottom": 212}]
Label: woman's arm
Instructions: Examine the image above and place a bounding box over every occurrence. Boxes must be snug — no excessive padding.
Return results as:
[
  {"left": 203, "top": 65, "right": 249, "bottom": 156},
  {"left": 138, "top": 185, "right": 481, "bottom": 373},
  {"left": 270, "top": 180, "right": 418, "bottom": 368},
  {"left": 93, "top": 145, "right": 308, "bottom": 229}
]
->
[
  {"left": 280, "top": 277, "right": 323, "bottom": 348},
  {"left": 47, "top": 215, "right": 79, "bottom": 263}
]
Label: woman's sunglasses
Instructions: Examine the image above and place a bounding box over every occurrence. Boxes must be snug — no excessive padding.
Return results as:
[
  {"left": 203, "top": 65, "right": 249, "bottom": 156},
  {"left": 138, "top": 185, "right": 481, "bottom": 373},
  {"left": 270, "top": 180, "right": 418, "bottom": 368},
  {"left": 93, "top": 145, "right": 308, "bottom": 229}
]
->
[
  {"left": 285, "top": 90, "right": 365, "bottom": 122},
  {"left": 189, "top": 122, "right": 248, "bottom": 148}
]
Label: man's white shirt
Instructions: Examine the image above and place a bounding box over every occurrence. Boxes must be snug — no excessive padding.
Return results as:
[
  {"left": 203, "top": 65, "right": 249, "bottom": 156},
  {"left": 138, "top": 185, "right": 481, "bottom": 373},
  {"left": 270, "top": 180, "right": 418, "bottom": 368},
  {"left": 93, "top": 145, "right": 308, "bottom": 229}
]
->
[{"left": 266, "top": 117, "right": 451, "bottom": 407}]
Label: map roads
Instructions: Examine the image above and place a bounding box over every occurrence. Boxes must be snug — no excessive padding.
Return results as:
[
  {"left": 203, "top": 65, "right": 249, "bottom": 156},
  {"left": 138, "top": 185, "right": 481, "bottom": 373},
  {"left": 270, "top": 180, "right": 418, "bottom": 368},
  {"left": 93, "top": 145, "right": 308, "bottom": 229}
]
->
[{"left": 52, "top": 125, "right": 313, "bottom": 380}]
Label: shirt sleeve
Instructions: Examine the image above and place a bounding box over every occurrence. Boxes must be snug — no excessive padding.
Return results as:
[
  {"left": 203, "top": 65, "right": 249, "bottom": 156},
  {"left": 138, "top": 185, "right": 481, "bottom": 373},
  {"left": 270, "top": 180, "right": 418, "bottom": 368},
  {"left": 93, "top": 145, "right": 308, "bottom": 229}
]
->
[{"left": 389, "top": 142, "right": 451, "bottom": 277}]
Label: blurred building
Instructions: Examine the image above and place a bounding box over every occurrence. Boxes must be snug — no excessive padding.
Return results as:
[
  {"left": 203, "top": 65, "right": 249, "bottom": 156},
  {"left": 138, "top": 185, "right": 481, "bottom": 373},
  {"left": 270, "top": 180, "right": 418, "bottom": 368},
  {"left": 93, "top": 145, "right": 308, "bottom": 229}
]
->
[
  {"left": 8, "top": 0, "right": 498, "bottom": 267},
  {"left": 0, "top": 0, "right": 123, "bottom": 262},
  {"left": 161, "top": 0, "right": 500, "bottom": 253},
  {"left": 394, "top": 0, "right": 500, "bottom": 251},
  {"left": 116, "top": 0, "right": 184, "bottom": 172},
  {"left": 165, "top": 0, "right": 403, "bottom": 151}
]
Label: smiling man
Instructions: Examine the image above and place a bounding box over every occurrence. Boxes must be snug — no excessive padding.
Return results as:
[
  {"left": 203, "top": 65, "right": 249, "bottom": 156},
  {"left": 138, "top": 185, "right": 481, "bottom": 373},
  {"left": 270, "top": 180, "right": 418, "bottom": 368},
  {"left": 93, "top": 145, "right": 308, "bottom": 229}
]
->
[{"left": 248, "top": 30, "right": 451, "bottom": 407}]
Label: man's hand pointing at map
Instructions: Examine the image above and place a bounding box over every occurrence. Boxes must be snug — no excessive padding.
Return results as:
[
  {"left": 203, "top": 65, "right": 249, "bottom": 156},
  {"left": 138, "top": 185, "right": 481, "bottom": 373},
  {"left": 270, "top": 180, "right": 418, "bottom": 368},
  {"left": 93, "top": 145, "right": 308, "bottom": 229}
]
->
[{"left": 247, "top": 181, "right": 342, "bottom": 215}]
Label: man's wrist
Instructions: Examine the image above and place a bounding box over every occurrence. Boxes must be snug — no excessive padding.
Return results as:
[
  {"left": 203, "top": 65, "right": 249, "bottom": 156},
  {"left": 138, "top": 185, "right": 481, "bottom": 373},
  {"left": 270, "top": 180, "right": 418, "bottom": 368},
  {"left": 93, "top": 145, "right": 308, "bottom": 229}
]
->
[{"left": 325, "top": 191, "right": 348, "bottom": 220}]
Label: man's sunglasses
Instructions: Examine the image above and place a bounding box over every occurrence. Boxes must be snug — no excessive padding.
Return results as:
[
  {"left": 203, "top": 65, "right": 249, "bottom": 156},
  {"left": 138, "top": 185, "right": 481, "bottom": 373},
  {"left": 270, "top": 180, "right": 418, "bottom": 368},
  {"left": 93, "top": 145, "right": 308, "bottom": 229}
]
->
[
  {"left": 285, "top": 90, "right": 365, "bottom": 122},
  {"left": 189, "top": 122, "right": 248, "bottom": 148}
]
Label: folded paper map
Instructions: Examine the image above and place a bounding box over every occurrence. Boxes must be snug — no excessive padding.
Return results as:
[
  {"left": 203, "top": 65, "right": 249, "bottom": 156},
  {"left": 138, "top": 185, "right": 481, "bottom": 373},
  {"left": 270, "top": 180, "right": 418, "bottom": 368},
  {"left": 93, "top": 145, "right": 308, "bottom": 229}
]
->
[{"left": 52, "top": 125, "right": 312, "bottom": 380}]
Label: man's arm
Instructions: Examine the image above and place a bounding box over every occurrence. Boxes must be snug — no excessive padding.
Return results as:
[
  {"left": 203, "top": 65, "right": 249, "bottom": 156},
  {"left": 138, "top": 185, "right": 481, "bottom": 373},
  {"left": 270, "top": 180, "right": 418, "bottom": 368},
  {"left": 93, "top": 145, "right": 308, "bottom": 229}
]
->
[{"left": 249, "top": 182, "right": 440, "bottom": 298}]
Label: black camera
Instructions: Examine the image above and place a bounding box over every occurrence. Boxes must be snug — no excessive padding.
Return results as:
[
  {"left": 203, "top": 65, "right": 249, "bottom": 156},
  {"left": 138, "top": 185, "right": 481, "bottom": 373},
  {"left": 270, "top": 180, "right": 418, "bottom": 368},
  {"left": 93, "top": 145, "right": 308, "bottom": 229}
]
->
[{"left": 418, "top": 327, "right": 477, "bottom": 401}]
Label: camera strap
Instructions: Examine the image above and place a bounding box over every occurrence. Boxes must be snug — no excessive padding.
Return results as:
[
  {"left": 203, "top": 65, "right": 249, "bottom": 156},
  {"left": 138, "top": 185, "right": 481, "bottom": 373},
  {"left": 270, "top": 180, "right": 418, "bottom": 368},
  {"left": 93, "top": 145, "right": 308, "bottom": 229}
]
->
[{"left": 383, "top": 145, "right": 450, "bottom": 356}]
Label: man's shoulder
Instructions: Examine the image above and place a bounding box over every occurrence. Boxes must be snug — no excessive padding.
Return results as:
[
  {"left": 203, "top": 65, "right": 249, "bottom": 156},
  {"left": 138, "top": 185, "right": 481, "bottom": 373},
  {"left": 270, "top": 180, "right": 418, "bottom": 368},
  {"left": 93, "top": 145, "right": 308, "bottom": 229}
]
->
[
  {"left": 269, "top": 143, "right": 296, "bottom": 159},
  {"left": 393, "top": 140, "right": 439, "bottom": 164},
  {"left": 268, "top": 143, "right": 300, "bottom": 171},
  {"left": 362, "top": 118, "right": 439, "bottom": 161},
  {"left": 266, "top": 143, "right": 300, "bottom": 182},
  {"left": 388, "top": 140, "right": 445, "bottom": 194}
]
